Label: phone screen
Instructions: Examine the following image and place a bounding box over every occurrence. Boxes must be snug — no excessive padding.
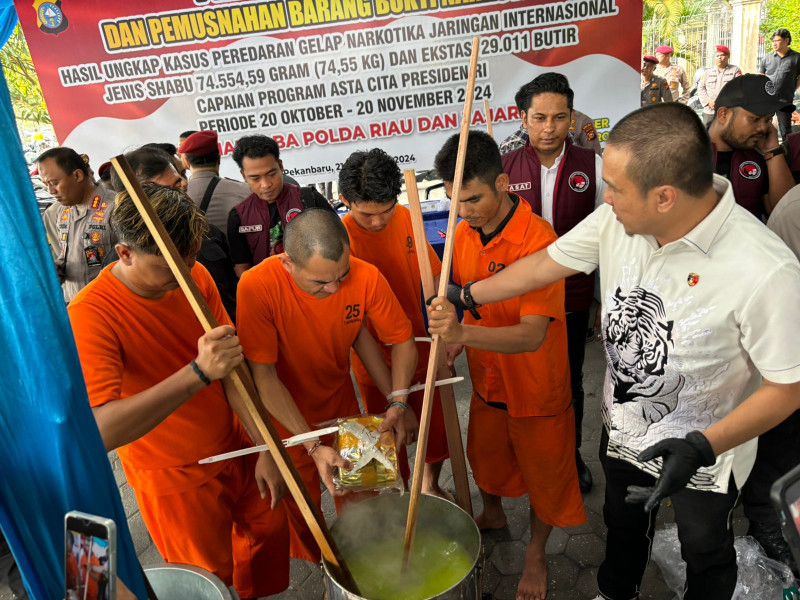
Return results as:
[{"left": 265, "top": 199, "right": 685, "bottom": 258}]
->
[
  {"left": 65, "top": 520, "right": 112, "bottom": 600},
  {"left": 788, "top": 479, "right": 800, "bottom": 539}
]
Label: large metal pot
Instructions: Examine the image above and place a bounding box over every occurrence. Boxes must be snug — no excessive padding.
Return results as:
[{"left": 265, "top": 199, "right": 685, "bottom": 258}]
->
[
  {"left": 323, "top": 493, "right": 482, "bottom": 599},
  {"left": 144, "top": 564, "right": 233, "bottom": 600}
]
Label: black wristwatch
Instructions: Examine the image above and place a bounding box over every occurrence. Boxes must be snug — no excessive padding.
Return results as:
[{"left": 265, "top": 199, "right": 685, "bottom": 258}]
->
[
  {"left": 462, "top": 281, "right": 482, "bottom": 321},
  {"left": 762, "top": 145, "right": 786, "bottom": 161}
]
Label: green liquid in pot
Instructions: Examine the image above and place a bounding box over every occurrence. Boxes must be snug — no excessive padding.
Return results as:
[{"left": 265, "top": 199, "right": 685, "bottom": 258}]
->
[{"left": 345, "top": 531, "right": 473, "bottom": 600}]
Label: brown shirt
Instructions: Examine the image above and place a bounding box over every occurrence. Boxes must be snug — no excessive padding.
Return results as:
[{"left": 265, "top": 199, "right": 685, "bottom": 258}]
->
[{"left": 186, "top": 170, "right": 251, "bottom": 233}]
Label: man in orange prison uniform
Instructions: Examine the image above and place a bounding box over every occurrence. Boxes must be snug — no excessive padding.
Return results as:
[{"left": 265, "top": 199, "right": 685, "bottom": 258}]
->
[
  {"left": 429, "top": 131, "right": 586, "bottom": 600},
  {"left": 338, "top": 148, "right": 451, "bottom": 498},
  {"left": 78, "top": 542, "right": 100, "bottom": 600},
  {"left": 67, "top": 183, "right": 289, "bottom": 600},
  {"left": 236, "top": 207, "right": 418, "bottom": 563}
]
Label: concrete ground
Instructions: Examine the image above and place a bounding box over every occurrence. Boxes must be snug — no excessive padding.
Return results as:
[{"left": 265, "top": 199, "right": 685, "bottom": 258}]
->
[{"left": 1, "top": 338, "right": 754, "bottom": 600}]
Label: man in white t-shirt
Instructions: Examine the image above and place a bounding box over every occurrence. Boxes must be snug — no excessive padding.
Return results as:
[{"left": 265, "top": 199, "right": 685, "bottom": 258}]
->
[{"left": 430, "top": 103, "right": 800, "bottom": 600}]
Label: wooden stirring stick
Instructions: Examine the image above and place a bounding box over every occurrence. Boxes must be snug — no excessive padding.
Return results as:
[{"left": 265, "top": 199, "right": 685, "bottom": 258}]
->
[
  {"left": 402, "top": 35, "right": 481, "bottom": 570},
  {"left": 405, "top": 169, "right": 473, "bottom": 517},
  {"left": 484, "top": 98, "right": 494, "bottom": 138},
  {"left": 110, "top": 156, "right": 360, "bottom": 595}
]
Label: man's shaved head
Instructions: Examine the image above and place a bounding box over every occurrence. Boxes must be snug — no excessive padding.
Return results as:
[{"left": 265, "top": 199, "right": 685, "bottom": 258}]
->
[{"left": 284, "top": 208, "right": 350, "bottom": 266}]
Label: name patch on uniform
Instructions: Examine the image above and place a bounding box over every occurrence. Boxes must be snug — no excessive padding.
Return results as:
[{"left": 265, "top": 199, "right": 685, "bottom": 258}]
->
[
  {"left": 739, "top": 161, "right": 761, "bottom": 180},
  {"left": 568, "top": 171, "right": 590, "bottom": 192},
  {"left": 508, "top": 182, "right": 531, "bottom": 192},
  {"left": 87, "top": 224, "right": 106, "bottom": 230},
  {"left": 239, "top": 225, "right": 263, "bottom": 233}
]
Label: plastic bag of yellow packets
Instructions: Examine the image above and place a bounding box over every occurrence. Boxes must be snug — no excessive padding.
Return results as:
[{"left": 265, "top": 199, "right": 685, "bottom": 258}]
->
[{"left": 334, "top": 414, "right": 402, "bottom": 492}]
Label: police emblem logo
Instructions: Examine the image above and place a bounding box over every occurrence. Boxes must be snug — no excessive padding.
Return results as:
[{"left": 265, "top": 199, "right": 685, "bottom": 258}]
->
[
  {"left": 687, "top": 273, "right": 700, "bottom": 287},
  {"left": 738, "top": 161, "right": 761, "bottom": 180},
  {"left": 568, "top": 171, "right": 589, "bottom": 192},
  {"left": 33, "top": 0, "right": 68, "bottom": 35},
  {"left": 285, "top": 208, "right": 302, "bottom": 222},
  {"left": 765, "top": 80, "right": 776, "bottom": 96},
  {"left": 90, "top": 232, "right": 101, "bottom": 243}
]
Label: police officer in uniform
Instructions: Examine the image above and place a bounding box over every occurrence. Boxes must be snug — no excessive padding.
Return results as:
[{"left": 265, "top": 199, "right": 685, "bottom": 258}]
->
[
  {"left": 641, "top": 55, "right": 672, "bottom": 106},
  {"left": 39, "top": 147, "right": 117, "bottom": 303},
  {"left": 697, "top": 45, "right": 742, "bottom": 125},
  {"left": 655, "top": 45, "right": 691, "bottom": 103},
  {"left": 179, "top": 130, "right": 251, "bottom": 233}
]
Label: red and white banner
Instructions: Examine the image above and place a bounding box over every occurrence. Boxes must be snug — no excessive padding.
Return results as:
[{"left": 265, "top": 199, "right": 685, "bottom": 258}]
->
[{"left": 17, "top": 0, "right": 642, "bottom": 183}]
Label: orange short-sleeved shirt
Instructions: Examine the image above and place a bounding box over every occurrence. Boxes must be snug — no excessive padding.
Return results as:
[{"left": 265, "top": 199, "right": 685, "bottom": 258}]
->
[
  {"left": 236, "top": 255, "right": 413, "bottom": 426},
  {"left": 453, "top": 196, "right": 571, "bottom": 417},
  {"left": 68, "top": 263, "right": 241, "bottom": 495},
  {"left": 343, "top": 205, "right": 442, "bottom": 383}
]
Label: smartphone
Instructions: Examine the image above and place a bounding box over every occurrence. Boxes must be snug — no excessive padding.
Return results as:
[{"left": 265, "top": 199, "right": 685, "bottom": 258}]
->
[
  {"left": 65, "top": 511, "right": 116, "bottom": 600},
  {"left": 771, "top": 463, "right": 800, "bottom": 568}
]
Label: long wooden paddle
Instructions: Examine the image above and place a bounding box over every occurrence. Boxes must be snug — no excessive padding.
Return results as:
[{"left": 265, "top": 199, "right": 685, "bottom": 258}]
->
[
  {"left": 110, "top": 156, "right": 360, "bottom": 594},
  {"left": 484, "top": 99, "right": 494, "bottom": 138},
  {"left": 404, "top": 169, "right": 472, "bottom": 517},
  {"left": 402, "top": 36, "right": 480, "bottom": 569}
]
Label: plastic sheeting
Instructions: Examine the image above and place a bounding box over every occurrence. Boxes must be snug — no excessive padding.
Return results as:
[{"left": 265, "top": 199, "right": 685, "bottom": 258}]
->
[
  {"left": 0, "top": 69, "right": 146, "bottom": 597},
  {"left": 0, "top": 0, "right": 17, "bottom": 47}
]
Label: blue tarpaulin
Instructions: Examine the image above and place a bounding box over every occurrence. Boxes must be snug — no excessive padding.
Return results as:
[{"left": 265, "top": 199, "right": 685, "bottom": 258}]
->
[
  {"left": 0, "top": 66, "right": 146, "bottom": 598},
  {"left": 0, "top": 0, "right": 17, "bottom": 47}
]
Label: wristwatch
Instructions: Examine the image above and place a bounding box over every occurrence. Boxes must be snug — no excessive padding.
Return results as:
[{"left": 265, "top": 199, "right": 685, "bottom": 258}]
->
[
  {"left": 462, "top": 281, "right": 482, "bottom": 321},
  {"left": 762, "top": 145, "right": 786, "bottom": 161}
]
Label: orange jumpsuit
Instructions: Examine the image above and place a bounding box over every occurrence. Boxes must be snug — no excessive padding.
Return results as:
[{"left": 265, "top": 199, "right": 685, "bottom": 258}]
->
[
  {"left": 66, "top": 550, "right": 79, "bottom": 592},
  {"left": 68, "top": 263, "right": 289, "bottom": 599},
  {"left": 453, "top": 197, "right": 585, "bottom": 527},
  {"left": 237, "top": 255, "right": 414, "bottom": 562},
  {"left": 343, "top": 205, "right": 449, "bottom": 478},
  {"left": 78, "top": 552, "right": 99, "bottom": 600}
]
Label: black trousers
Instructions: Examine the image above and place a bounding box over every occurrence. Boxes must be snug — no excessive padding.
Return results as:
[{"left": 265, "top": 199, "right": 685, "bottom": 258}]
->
[
  {"left": 566, "top": 310, "right": 590, "bottom": 449},
  {"left": 777, "top": 109, "right": 794, "bottom": 142},
  {"left": 597, "top": 430, "right": 739, "bottom": 600}
]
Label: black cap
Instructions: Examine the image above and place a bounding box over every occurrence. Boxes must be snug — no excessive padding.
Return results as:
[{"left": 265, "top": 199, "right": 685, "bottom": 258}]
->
[{"left": 715, "top": 74, "right": 794, "bottom": 115}]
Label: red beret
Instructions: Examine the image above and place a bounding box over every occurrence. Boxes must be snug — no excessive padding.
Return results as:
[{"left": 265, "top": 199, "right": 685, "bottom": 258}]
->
[
  {"left": 643, "top": 55, "right": 658, "bottom": 64},
  {"left": 178, "top": 130, "right": 219, "bottom": 155},
  {"left": 97, "top": 162, "right": 112, "bottom": 177},
  {"left": 656, "top": 45, "right": 673, "bottom": 54},
  {"left": 715, "top": 45, "right": 730, "bottom": 55}
]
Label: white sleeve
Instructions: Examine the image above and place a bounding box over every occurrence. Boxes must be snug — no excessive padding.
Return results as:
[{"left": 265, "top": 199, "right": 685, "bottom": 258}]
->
[
  {"left": 594, "top": 154, "right": 605, "bottom": 209},
  {"left": 547, "top": 204, "right": 606, "bottom": 275},
  {"left": 766, "top": 190, "right": 800, "bottom": 261},
  {"left": 740, "top": 261, "right": 800, "bottom": 384}
]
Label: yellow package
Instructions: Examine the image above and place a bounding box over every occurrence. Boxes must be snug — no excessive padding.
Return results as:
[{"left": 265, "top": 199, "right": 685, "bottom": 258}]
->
[{"left": 336, "top": 415, "right": 399, "bottom": 490}]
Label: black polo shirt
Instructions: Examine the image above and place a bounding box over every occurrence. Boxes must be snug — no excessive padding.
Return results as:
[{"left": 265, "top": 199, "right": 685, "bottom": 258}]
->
[{"left": 759, "top": 48, "right": 800, "bottom": 104}]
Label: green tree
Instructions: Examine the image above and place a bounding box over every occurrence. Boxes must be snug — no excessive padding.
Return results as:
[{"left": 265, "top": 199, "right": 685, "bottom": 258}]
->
[
  {"left": 643, "top": 0, "right": 684, "bottom": 41},
  {"left": 760, "top": 0, "right": 800, "bottom": 48},
  {"left": 1, "top": 25, "right": 51, "bottom": 126}
]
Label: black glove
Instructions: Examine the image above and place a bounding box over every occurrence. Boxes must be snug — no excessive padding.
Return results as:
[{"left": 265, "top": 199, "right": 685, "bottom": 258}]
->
[
  {"left": 625, "top": 431, "right": 716, "bottom": 512},
  {"left": 426, "top": 284, "right": 468, "bottom": 310}
]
